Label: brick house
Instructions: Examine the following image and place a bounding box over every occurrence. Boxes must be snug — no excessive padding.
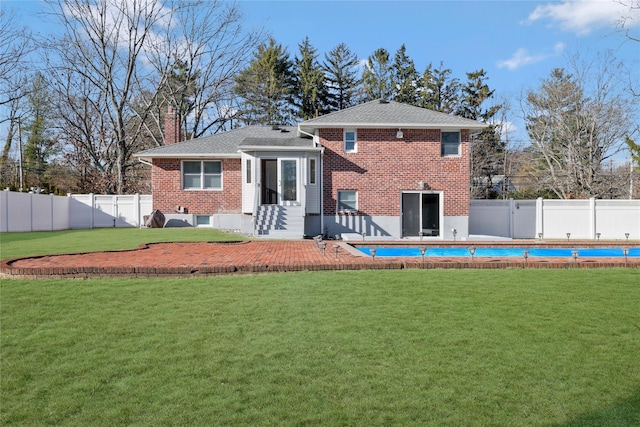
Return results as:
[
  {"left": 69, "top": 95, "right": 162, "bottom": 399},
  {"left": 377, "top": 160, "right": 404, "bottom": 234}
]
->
[{"left": 134, "top": 100, "right": 487, "bottom": 239}]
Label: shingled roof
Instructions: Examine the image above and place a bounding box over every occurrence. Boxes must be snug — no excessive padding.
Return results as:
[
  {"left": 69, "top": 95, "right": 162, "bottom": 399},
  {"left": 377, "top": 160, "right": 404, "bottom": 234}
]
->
[
  {"left": 134, "top": 125, "right": 315, "bottom": 161},
  {"left": 299, "top": 99, "right": 488, "bottom": 132}
]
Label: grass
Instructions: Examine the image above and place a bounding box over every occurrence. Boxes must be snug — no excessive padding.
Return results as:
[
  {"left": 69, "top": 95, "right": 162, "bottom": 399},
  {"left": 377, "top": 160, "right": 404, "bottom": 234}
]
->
[
  {"left": 0, "top": 228, "right": 245, "bottom": 260},
  {"left": 1, "top": 230, "right": 639, "bottom": 425}
]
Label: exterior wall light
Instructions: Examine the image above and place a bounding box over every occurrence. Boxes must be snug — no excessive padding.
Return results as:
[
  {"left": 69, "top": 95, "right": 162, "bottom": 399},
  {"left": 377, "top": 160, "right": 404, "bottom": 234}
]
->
[{"left": 396, "top": 129, "right": 403, "bottom": 139}]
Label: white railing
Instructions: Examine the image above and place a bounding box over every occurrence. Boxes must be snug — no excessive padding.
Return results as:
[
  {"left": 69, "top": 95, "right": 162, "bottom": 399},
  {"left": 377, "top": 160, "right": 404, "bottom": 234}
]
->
[
  {"left": 470, "top": 198, "right": 640, "bottom": 240},
  {"left": 0, "top": 191, "right": 152, "bottom": 232}
]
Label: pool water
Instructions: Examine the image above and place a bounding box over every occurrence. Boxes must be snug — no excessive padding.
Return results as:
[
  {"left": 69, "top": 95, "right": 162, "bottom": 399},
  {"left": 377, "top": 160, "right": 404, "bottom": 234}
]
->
[{"left": 356, "top": 247, "right": 640, "bottom": 258}]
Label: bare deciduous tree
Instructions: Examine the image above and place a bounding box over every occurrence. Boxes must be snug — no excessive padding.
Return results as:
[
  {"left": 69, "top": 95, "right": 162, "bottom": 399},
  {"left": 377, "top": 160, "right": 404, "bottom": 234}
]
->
[{"left": 523, "top": 53, "right": 637, "bottom": 198}]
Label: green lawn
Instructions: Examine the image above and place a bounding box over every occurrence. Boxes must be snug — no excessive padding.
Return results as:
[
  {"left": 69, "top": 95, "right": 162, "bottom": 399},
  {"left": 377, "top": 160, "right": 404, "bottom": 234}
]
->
[
  {"left": 0, "top": 228, "right": 244, "bottom": 260},
  {"left": 1, "top": 230, "right": 639, "bottom": 425}
]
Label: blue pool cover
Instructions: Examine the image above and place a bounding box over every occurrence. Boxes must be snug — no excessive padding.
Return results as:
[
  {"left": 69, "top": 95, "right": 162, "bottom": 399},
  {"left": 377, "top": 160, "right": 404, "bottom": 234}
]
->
[{"left": 356, "top": 247, "right": 640, "bottom": 258}]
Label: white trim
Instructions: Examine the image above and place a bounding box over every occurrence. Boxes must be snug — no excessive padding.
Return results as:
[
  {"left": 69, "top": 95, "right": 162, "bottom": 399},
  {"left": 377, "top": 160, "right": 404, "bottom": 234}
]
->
[{"left": 344, "top": 129, "right": 357, "bottom": 153}]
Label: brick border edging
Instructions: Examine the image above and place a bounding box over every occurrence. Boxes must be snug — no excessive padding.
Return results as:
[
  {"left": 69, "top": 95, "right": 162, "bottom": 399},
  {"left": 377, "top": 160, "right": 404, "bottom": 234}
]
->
[{"left": 1, "top": 259, "right": 638, "bottom": 279}]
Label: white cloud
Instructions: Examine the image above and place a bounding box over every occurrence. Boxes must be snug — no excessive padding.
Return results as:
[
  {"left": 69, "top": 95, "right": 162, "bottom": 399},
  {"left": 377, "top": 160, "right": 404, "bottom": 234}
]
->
[
  {"left": 526, "top": 0, "right": 640, "bottom": 36},
  {"left": 497, "top": 42, "right": 566, "bottom": 71}
]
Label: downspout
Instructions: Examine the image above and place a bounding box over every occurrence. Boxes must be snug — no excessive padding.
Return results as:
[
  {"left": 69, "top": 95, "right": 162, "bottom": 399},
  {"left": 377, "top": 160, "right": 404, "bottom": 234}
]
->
[{"left": 299, "top": 127, "right": 325, "bottom": 237}]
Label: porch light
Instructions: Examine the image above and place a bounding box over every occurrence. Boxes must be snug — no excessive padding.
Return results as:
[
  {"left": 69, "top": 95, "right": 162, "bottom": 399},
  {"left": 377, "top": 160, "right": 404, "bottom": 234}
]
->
[{"left": 396, "top": 128, "right": 403, "bottom": 139}]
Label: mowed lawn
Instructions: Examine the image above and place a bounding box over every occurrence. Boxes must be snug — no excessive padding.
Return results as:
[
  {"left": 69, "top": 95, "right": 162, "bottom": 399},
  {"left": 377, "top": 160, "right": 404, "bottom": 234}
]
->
[{"left": 1, "top": 230, "right": 639, "bottom": 425}]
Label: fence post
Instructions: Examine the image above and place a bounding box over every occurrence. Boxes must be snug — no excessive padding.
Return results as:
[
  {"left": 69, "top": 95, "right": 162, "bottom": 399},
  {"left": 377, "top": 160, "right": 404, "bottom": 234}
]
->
[
  {"left": 535, "top": 198, "right": 544, "bottom": 239},
  {"left": 90, "top": 193, "right": 95, "bottom": 229},
  {"left": 508, "top": 198, "right": 514, "bottom": 239},
  {"left": 134, "top": 193, "right": 140, "bottom": 228},
  {"left": 589, "top": 197, "right": 596, "bottom": 239}
]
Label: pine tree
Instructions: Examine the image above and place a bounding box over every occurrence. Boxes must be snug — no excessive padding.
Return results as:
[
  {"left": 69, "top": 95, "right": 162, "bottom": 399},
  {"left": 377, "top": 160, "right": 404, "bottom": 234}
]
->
[
  {"left": 419, "top": 62, "right": 460, "bottom": 113},
  {"left": 322, "top": 43, "right": 361, "bottom": 111},
  {"left": 391, "top": 45, "right": 419, "bottom": 105},
  {"left": 457, "top": 69, "right": 504, "bottom": 199},
  {"left": 234, "top": 38, "right": 295, "bottom": 125},
  {"left": 293, "top": 37, "right": 326, "bottom": 120},
  {"left": 22, "top": 72, "right": 57, "bottom": 191},
  {"left": 362, "top": 48, "right": 393, "bottom": 101}
]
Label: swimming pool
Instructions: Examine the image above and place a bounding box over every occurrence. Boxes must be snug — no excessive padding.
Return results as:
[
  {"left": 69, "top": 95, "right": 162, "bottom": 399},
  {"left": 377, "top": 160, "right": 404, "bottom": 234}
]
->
[{"left": 356, "top": 247, "right": 640, "bottom": 258}]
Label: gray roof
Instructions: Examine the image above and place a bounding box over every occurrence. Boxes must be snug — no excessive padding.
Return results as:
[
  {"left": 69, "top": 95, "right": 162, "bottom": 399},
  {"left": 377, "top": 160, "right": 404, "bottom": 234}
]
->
[
  {"left": 299, "top": 99, "right": 488, "bottom": 132},
  {"left": 134, "top": 125, "right": 315, "bottom": 160}
]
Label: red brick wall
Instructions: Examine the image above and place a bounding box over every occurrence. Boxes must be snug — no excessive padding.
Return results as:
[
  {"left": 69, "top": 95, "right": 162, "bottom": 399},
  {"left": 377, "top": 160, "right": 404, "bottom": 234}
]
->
[
  {"left": 164, "top": 107, "right": 181, "bottom": 145},
  {"left": 151, "top": 158, "right": 242, "bottom": 214},
  {"left": 320, "top": 128, "right": 470, "bottom": 216}
]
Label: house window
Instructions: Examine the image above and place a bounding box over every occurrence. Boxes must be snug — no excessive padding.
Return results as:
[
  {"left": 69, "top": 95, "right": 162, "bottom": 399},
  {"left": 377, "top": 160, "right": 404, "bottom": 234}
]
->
[
  {"left": 196, "top": 215, "right": 211, "bottom": 227},
  {"left": 246, "top": 159, "right": 252, "bottom": 184},
  {"left": 441, "top": 131, "right": 460, "bottom": 156},
  {"left": 344, "top": 130, "right": 357, "bottom": 153},
  {"left": 183, "top": 161, "right": 222, "bottom": 190},
  {"left": 338, "top": 190, "right": 357, "bottom": 212},
  {"left": 309, "top": 158, "right": 316, "bottom": 184}
]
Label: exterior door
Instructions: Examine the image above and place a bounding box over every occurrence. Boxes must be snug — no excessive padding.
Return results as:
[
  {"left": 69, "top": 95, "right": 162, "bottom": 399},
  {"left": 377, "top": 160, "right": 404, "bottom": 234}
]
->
[
  {"left": 261, "top": 159, "right": 278, "bottom": 204},
  {"left": 261, "top": 158, "right": 299, "bottom": 205},
  {"left": 402, "top": 192, "right": 441, "bottom": 237}
]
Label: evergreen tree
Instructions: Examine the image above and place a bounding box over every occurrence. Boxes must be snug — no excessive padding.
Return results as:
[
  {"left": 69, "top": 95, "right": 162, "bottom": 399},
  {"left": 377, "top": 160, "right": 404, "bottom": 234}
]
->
[
  {"left": 322, "top": 43, "right": 361, "bottom": 111},
  {"left": 362, "top": 48, "right": 393, "bottom": 101},
  {"left": 457, "top": 69, "right": 504, "bottom": 199},
  {"left": 391, "top": 44, "right": 419, "bottom": 105},
  {"left": 293, "top": 37, "right": 326, "bottom": 120},
  {"left": 23, "top": 72, "right": 57, "bottom": 191},
  {"left": 419, "top": 62, "right": 460, "bottom": 113},
  {"left": 234, "top": 38, "right": 295, "bottom": 125}
]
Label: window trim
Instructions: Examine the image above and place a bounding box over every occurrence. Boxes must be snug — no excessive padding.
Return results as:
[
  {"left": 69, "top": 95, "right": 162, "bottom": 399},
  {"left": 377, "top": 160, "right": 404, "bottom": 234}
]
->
[
  {"left": 182, "top": 160, "right": 223, "bottom": 190},
  {"left": 441, "top": 131, "right": 461, "bottom": 157},
  {"left": 337, "top": 190, "right": 358, "bottom": 213},
  {"left": 344, "top": 129, "right": 357, "bottom": 153}
]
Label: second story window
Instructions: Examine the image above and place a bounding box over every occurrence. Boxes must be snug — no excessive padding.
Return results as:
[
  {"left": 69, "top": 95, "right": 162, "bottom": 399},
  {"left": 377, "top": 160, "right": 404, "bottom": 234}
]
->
[
  {"left": 344, "top": 130, "right": 357, "bottom": 153},
  {"left": 441, "top": 131, "right": 460, "bottom": 156}
]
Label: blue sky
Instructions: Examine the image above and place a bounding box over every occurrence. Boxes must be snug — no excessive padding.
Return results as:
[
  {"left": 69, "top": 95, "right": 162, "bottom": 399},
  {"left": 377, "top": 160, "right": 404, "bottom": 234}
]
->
[{"left": 3, "top": 0, "right": 640, "bottom": 149}]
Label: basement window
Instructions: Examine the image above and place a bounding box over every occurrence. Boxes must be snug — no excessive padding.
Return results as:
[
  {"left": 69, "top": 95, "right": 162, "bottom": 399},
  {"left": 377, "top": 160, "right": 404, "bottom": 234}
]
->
[{"left": 196, "top": 215, "right": 211, "bottom": 227}]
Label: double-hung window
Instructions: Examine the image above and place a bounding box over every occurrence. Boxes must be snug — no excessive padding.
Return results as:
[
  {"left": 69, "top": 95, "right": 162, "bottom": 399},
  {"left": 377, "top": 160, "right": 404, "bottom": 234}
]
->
[
  {"left": 338, "top": 190, "right": 357, "bottom": 212},
  {"left": 183, "top": 160, "right": 222, "bottom": 190},
  {"left": 344, "top": 130, "right": 357, "bottom": 153},
  {"left": 441, "top": 131, "right": 460, "bottom": 156}
]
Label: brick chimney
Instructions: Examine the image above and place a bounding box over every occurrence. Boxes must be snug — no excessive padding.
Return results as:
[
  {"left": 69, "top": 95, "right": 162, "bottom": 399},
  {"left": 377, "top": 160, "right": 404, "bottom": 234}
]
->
[{"left": 164, "top": 106, "right": 181, "bottom": 145}]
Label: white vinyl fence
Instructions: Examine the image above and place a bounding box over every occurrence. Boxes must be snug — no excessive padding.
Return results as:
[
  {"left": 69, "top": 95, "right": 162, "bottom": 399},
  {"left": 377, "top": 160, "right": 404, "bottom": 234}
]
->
[
  {"left": 0, "top": 191, "right": 152, "bottom": 232},
  {"left": 470, "top": 198, "right": 640, "bottom": 240}
]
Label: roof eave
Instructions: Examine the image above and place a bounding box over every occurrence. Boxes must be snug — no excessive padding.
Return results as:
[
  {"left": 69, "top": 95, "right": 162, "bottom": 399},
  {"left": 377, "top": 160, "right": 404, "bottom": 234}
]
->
[
  {"left": 133, "top": 152, "right": 241, "bottom": 162},
  {"left": 238, "top": 145, "right": 323, "bottom": 152},
  {"left": 299, "top": 122, "right": 489, "bottom": 131}
]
